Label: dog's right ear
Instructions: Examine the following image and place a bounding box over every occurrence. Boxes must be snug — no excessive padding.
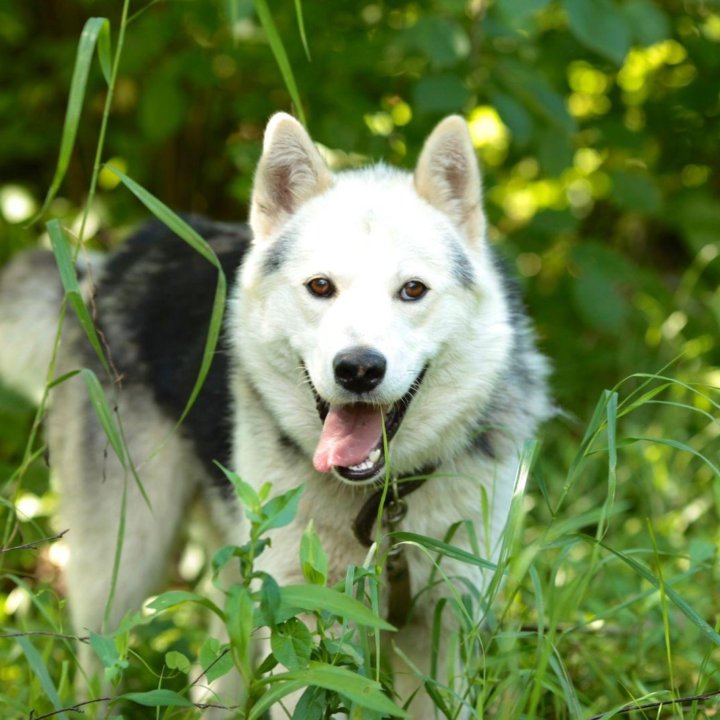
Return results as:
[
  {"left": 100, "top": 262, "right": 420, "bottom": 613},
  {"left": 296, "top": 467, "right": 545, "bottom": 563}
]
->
[{"left": 250, "top": 113, "right": 333, "bottom": 242}]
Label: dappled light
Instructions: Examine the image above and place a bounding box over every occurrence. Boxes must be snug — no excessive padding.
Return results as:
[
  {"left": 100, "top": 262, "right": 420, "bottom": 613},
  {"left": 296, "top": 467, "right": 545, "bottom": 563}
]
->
[{"left": 0, "top": 0, "right": 718, "bottom": 718}]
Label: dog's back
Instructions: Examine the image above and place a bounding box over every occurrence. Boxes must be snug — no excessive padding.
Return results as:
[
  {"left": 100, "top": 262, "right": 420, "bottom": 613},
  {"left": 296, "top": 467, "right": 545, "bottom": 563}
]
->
[{"left": 0, "top": 249, "right": 64, "bottom": 403}]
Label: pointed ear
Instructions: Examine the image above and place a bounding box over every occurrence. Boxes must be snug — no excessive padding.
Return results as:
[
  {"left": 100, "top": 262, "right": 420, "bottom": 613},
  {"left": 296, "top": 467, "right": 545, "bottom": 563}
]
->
[
  {"left": 250, "top": 113, "right": 333, "bottom": 242},
  {"left": 414, "top": 115, "right": 485, "bottom": 242}
]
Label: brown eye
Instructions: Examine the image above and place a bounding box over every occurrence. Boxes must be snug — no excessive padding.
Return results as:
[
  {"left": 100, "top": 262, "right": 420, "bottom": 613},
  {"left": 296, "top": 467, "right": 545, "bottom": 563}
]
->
[
  {"left": 306, "top": 276, "right": 336, "bottom": 298},
  {"left": 399, "top": 280, "right": 428, "bottom": 301}
]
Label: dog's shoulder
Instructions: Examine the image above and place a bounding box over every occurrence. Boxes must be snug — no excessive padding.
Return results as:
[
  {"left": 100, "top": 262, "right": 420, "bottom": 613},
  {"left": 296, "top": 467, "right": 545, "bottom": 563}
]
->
[{"left": 92, "top": 215, "right": 251, "bottom": 482}]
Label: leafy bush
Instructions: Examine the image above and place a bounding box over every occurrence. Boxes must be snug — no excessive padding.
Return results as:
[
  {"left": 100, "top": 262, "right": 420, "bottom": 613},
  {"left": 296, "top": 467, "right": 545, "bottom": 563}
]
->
[{"left": 1, "top": 1, "right": 719, "bottom": 718}]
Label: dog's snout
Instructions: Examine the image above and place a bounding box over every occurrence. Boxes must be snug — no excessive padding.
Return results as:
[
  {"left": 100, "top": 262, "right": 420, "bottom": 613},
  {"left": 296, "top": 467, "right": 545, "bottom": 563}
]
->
[{"left": 333, "top": 347, "right": 387, "bottom": 394}]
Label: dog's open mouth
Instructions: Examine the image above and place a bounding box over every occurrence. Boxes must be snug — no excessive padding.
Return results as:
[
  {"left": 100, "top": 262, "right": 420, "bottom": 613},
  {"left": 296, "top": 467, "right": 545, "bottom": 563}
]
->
[{"left": 311, "top": 370, "right": 426, "bottom": 482}]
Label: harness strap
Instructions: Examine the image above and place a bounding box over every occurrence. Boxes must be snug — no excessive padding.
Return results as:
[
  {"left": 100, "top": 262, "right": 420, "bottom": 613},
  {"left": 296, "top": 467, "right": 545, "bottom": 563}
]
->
[{"left": 352, "top": 465, "right": 438, "bottom": 627}]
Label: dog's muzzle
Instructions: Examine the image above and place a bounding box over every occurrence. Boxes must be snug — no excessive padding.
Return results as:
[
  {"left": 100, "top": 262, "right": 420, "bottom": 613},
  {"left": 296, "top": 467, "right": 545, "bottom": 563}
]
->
[{"left": 309, "top": 365, "right": 427, "bottom": 482}]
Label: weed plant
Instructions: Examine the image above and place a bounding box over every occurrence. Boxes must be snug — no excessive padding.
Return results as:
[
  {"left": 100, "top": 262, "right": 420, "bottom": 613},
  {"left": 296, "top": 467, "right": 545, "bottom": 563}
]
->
[{"left": 1, "top": 3, "right": 719, "bottom": 719}]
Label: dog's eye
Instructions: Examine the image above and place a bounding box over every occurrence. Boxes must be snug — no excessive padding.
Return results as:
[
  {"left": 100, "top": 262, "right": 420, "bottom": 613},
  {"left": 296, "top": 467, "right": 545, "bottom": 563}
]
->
[
  {"left": 399, "top": 280, "right": 428, "bottom": 301},
  {"left": 306, "top": 276, "right": 336, "bottom": 298}
]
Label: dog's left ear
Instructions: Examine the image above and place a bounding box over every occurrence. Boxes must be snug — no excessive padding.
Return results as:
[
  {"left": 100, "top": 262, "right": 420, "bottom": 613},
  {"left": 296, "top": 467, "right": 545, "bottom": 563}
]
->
[
  {"left": 250, "top": 113, "right": 333, "bottom": 242},
  {"left": 414, "top": 116, "right": 485, "bottom": 243}
]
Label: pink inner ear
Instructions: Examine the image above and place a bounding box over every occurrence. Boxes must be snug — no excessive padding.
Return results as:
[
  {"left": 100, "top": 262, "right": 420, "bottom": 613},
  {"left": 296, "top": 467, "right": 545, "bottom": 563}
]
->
[
  {"left": 313, "top": 404, "right": 383, "bottom": 473},
  {"left": 268, "top": 162, "right": 296, "bottom": 213}
]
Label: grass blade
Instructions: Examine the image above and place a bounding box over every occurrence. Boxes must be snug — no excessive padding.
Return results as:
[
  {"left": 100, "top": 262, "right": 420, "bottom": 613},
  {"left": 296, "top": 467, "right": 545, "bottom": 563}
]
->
[
  {"left": 16, "top": 636, "right": 69, "bottom": 720},
  {"left": 146, "top": 590, "right": 224, "bottom": 618},
  {"left": 591, "top": 536, "right": 720, "bottom": 647},
  {"left": 388, "top": 531, "right": 497, "bottom": 571},
  {"left": 254, "top": 0, "right": 306, "bottom": 125},
  {"left": 105, "top": 166, "right": 227, "bottom": 424},
  {"left": 555, "top": 389, "right": 611, "bottom": 513},
  {"left": 627, "top": 435, "right": 720, "bottom": 477},
  {"left": 80, "top": 368, "right": 125, "bottom": 466},
  {"left": 47, "top": 219, "right": 111, "bottom": 376},
  {"left": 37, "top": 17, "right": 110, "bottom": 217},
  {"left": 294, "top": 0, "right": 311, "bottom": 60}
]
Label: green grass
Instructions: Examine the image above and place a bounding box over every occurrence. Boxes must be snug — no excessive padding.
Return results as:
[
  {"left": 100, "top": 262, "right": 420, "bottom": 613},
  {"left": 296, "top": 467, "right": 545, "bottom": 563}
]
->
[
  {"left": 1, "top": 374, "right": 718, "bottom": 718},
  {"left": 1, "top": 4, "right": 719, "bottom": 719}
]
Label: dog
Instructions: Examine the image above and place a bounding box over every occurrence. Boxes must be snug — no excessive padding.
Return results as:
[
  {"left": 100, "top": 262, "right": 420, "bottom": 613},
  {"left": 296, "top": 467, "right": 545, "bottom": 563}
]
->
[{"left": 0, "top": 114, "right": 551, "bottom": 717}]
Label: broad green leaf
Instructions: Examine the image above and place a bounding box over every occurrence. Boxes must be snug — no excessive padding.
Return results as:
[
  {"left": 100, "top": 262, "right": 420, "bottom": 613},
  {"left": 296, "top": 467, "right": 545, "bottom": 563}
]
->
[
  {"left": 491, "top": 91, "right": 533, "bottom": 146},
  {"left": 610, "top": 170, "right": 662, "bottom": 214},
  {"left": 265, "top": 662, "right": 407, "bottom": 717},
  {"left": 404, "top": 17, "right": 469, "bottom": 69},
  {"left": 38, "top": 17, "right": 111, "bottom": 216},
  {"left": 260, "top": 573, "right": 281, "bottom": 626},
  {"left": 497, "top": 0, "right": 552, "bottom": 24},
  {"left": 388, "top": 532, "right": 497, "bottom": 571},
  {"left": 622, "top": 0, "right": 671, "bottom": 46},
  {"left": 537, "top": 126, "right": 573, "bottom": 176},
  {"left": 226, "top": 584, "right": 254, "bottom": 674},
  {"left": 121, "top": 689, "right": 194, "bottom": 708},
  {"left": 301, "top": 519, "right": 328, "bottom": 585},
  {"left": 212, "top": 544, "right": 244, "bottom": 576},
  {"left": 248, "top": 679, "right": 307, "bottom": 720},
  {"left": 258, "top": 485, "right": 304, "bottom": 534},
  {"left": 413, "top": 74, "right": 470, "bottom": 114},
  {"left": 271, "top": 618, "right": 313, "bottom": 670},
  {"left": 571, "top": 244, "right": 634, "bottom": 334},
  {"left": 322, "top": 638, "right": 365, "bottom": 667},
  {"left": 199, "top": 637, "right": 234, "bottom": 684},
  {"left": 293, "top": 686, "right": 328, "bottom": 720},
  {"left": 114, "top": 609, "right": 153, "bottom": 635},
  {"left": 89, "top": 629, "right": 119, "bottom": 668},
  {"left": 564, "top": 0, "right": 631, "bottom": 65},
  {"left": 218, "top": 463, "right": 261, "bottom": 516},
  {"left": 279, "top": 585, "right": 395, "bottom": 631},
  {"left": 497, "top": 60, "right": 575, "bottom": 134},
  {"left": 165, "top": 650, "right": 191, "bottom": 673}
]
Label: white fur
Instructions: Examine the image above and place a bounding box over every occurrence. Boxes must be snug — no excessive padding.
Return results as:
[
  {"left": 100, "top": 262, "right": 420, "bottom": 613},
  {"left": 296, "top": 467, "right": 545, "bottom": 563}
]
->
[
  {"left": 226, "top": 115, "right": 551, "bottom": 716},
  {"left": 0, "top": 114, "right": 551, "bottom": 719}
]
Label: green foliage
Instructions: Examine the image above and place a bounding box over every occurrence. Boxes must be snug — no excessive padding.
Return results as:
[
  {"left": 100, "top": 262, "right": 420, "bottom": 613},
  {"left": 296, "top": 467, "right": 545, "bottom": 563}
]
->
[{"left": 1, "top": 0, "right": 719, "bottom": 718}]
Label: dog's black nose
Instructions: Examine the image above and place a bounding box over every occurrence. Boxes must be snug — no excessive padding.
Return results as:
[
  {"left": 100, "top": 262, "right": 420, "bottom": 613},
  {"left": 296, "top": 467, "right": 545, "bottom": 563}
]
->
[{"left": 333, "top": 347, "right": 387, "bottom": 394}]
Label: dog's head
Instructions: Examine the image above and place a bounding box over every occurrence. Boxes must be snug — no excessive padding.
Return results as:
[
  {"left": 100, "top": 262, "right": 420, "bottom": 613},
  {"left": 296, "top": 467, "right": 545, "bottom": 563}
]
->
[{"left": 237, "top": 114, "right": 512, "bottom": 484}]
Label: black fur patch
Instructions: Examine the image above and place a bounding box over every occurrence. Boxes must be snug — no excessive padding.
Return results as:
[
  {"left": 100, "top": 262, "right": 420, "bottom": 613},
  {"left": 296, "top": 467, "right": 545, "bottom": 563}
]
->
[
  {"left": 261, "top": 230, "right": 297, "bottom": 275},
  {"left": 93, "top": 216, "right": 251, "bottom": 486},
  {"left": 449, "top": 237, "right": 476, "bottom": 288}
]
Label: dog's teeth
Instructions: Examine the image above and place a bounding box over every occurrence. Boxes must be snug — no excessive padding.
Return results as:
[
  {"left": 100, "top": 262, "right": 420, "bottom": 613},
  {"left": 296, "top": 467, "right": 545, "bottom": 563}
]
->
[{"left": 348, "top": 449, "right": 382, "bottom": 473}]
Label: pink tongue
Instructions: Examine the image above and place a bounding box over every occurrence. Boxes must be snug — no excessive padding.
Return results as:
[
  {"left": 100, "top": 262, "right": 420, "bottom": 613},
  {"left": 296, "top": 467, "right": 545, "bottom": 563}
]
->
[{"left": 313, "top": 405, "right": 383, "bottom": 473}]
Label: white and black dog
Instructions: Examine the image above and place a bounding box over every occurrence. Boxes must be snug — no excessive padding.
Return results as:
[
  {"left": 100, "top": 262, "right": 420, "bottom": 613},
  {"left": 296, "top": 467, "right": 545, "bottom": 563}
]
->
[{"left": 0, "top": 114, "right": 551, "bottom": 717}]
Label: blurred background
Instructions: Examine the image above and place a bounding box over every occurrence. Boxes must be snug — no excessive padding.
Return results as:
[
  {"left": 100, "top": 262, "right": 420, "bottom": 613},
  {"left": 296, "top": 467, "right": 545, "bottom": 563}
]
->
[
  {"left": 1, "top": 0, "right": 717, "bottom": 415},
  {"left": 0, "top": 0, "right": 719, "bottom": 713}
]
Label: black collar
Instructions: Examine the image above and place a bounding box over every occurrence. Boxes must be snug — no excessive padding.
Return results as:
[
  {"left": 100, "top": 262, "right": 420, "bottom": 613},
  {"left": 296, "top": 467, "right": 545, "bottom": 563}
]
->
[{"left": 352, "top": 464, "right": 438, "bottom": 547}]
